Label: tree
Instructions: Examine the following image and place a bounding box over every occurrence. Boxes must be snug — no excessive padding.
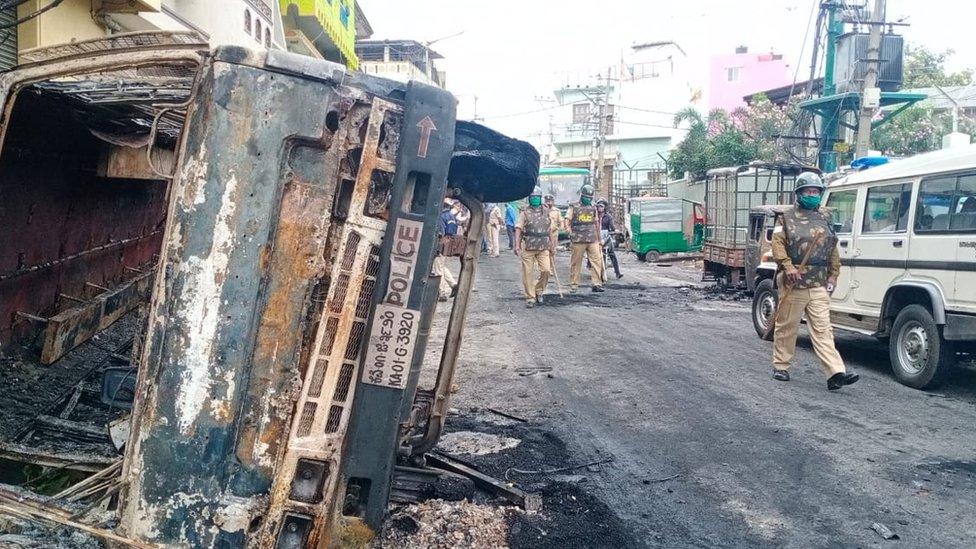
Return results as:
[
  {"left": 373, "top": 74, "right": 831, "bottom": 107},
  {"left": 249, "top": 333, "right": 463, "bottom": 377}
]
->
[
  {"left": 872, "top": 107, "right": 976, "bottom": 156},
  {"left": 902, "top": 44, "right": 973, "bottom": 89},
  {"left": 668, "top": 96, "right": 796, "bottom": 179}
]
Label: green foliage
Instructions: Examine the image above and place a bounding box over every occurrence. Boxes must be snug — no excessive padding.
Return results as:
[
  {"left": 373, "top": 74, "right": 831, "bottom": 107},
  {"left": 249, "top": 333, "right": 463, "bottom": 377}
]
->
[
  {"left": 873, "top": 107, "right": 976, "bottom": 156},
  {"left": 903, "top": 44, "right": 973, "bottom": 89},
  {"left": 668, "top": 95, "right": 795, "bottom": 179}
]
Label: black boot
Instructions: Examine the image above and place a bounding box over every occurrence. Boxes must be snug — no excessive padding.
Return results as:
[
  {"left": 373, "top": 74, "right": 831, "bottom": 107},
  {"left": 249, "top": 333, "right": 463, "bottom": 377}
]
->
[
  {"left": 773, "top": 370, "right": 790, "bottom": 381},
  {"left": 592, "top": 286, "right": 605, "bottom": 293},
  {"left": 827, "top": 373, "right": 845, "bottom": 391}
]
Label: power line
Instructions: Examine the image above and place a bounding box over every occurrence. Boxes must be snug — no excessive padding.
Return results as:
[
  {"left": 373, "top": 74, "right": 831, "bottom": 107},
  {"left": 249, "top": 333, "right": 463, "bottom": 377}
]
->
[
  {"left": 615, "top": 105, "right": 679, "bottom": 116},
  {"left": 479, "top": 104, "right": 559, "bottom": 120}
]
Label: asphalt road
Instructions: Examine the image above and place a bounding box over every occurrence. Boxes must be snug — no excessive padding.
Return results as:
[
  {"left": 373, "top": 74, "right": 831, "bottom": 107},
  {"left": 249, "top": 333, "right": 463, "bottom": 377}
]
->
[{"left": 440, "top": 247, "right": 976, "bottom": 548}]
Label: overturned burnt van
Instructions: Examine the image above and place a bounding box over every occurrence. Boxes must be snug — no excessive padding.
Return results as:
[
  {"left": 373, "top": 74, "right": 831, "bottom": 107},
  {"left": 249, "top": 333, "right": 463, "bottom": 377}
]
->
[{"left": 0, "top": 32, "right": 537, "bottom": 547}]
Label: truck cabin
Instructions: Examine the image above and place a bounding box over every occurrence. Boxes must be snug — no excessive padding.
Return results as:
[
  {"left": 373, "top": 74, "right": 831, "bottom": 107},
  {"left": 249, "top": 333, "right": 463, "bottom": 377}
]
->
[{"left": 0, "top": 32, "right": 538, "bottom": 548}]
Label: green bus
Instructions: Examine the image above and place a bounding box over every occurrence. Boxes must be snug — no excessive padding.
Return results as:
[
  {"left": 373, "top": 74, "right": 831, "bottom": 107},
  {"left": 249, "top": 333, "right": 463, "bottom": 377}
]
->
[
  {"left": 538, "top": 166, "right": 590, "bottom": 207},
  {"left": 628, "top": 197, "right": 705, "bottom": 261}
]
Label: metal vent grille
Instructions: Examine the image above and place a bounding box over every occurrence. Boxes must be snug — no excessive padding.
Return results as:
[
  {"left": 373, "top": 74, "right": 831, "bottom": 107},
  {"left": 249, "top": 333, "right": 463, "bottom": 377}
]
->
[
  {"left": 324, "top": 405, "right": 344, "bottom": 434},
  {"left": 296, "top": 402, "right": 317, "bottom": 437},
  {"left": 329, "top": 274, "right": 350, "bottom": 314},
  {"left": 307, "top": 359, "right": 329, "bottom": 398},
  {"left": 333, "top": 363, "right": 355, "bottom": 402}
]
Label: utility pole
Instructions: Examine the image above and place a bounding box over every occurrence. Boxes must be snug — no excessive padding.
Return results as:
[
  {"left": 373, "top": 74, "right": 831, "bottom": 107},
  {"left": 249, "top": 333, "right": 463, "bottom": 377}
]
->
[
  {"left": 592, "top": 67, "right": 611, "bottom": 193},
  {"left": 854, "top": 0, "right": 886, "bottom": 159}
]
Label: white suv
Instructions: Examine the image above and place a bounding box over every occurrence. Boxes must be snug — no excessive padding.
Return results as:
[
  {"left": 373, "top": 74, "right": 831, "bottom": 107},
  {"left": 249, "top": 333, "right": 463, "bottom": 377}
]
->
[{"left": 754, "top": 146, "right": 976, "bottom": 389}]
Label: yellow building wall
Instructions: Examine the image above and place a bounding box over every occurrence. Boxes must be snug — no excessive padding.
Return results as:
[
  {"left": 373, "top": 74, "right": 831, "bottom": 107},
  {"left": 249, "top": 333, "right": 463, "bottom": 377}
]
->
[{"left": 17, "top": 0, "right": 107, "bottom": 53}]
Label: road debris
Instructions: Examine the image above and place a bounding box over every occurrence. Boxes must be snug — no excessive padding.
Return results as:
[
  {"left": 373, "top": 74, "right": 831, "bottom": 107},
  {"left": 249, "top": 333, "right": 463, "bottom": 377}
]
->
[
  {"left": 438, "top": 431, "right": 521, "bottom": 457},
  {"left": 870, "top": 522, "right": 900, "bottom": 540},
  {"left": 505, "top": 457, "right": 614, "bottom": 480},
  {"left": 371, "top": 500, "right": 511, "bottom": 549},
  {"left": 485, "top": 408, "right": 528, "bottom": 423}
]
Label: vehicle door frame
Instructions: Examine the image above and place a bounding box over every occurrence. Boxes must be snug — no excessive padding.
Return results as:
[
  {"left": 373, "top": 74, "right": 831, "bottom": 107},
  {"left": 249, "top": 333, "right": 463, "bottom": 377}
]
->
[
  {"left": 824, "top": 185, "right": 862, "bottom": 306},
  {"left": 850, "top": 178, "right": 917, "bottom": 311}
]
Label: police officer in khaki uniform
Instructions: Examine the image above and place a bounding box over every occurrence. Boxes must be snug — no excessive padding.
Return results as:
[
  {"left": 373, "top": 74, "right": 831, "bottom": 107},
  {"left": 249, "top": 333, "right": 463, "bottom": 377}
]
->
[
  {"left": 771, "top": 172, "right": 859, "bottom": 391},
  {"left": 514, "top": 186, "right": 553, "bottom": 307},
  {"left": 565, "top": 184, "right": 604, "bottom": 292},
  {"left": 545, "top": 194, "right": 562, "bottom": 244}
]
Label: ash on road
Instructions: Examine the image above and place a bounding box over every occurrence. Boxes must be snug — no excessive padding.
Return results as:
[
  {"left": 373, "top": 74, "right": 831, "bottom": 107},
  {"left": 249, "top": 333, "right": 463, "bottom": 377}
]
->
[{"left": 432, "top": 248, "right": 976, "bottom": 549}]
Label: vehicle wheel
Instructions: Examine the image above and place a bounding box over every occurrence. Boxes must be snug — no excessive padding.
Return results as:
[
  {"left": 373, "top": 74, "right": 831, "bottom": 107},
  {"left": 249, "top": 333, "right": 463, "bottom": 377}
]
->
[
  {"left": 889, "top": 304, "right": 955, "bottom": 389},
  {"left": 636, "top": 252, "right": 647, "bottom": 262},
  {"left": 646, "top": 250, "right": 661, "bottom": 262},
  {"left": 751, "top": 278, "right": 777, "bottom": 341}
]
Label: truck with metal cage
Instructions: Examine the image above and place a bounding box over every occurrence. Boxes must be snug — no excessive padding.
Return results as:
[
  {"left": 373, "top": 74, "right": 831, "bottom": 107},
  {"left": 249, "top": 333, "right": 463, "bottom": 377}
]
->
[{"left": 702, "top": 163, "right": 814, "bottom": 287}]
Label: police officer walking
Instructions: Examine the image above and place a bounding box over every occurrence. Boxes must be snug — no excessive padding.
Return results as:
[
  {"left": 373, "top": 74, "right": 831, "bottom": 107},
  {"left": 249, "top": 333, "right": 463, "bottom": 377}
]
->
[
  {"left": 514, "top": 186, "right": 553, "bottom": 307},
  {"left": 566, "top": 184, "right": 604, "bottom": 292},
  {"left": 771, "top": 172, "right": 859, "bottom": 391}
]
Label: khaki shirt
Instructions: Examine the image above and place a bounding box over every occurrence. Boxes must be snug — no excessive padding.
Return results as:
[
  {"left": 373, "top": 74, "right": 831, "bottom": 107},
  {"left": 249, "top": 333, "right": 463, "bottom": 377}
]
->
[
  {"left": 547, "top": 207, "right": 562, "bottom": 239},
  {"left": 564, "top": 205, "right": 601, "bottom": 243},
  {"left": 771, "top": 216, "right": 841, "bottom": 280}
]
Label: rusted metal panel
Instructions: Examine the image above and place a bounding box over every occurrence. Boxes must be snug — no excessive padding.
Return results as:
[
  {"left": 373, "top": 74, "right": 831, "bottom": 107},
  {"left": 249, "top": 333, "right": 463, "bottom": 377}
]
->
[
  {"left": 338, "top": 81, "right": 458, "bottom": 533},
  {"left": 40, "top": 272, "right": 153, "bottom": 364},
  {"left": 118, "top": 47, "right": 421, "bottom": 547}
]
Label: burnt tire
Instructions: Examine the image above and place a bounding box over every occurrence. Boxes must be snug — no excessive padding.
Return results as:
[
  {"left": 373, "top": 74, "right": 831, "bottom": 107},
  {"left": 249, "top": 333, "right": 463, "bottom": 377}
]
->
[
  {"left": 752, "top": 278, "right": 777, "bottom": 341},
  {"left": 889, "top": 304, "right": 955, "bottom": 389}
]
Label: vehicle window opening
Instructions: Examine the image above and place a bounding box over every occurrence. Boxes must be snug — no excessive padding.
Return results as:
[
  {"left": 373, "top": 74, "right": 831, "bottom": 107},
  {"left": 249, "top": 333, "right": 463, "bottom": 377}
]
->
[
  {"left": 826, "top": 189, "right": 857, "bottom": 234},
  {"left": 342, "top": 477, "right": 372, "bottom": 517},
  {"left": 333, "top": 178, "right": 355, "bottom": 220},
  {"left": 749, "top": 214, "right": 763, "bottom": 242},
  {"left": 863, "top": 183, "right": 912, "bottom": 233},
  {"left": 401, "top": 171, "right": 431, "bottom": 214}
]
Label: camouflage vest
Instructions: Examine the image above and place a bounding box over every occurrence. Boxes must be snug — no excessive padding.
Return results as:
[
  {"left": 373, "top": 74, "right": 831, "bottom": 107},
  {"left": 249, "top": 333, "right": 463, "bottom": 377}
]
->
[
  {"left": 522, "top": 207, "right": 551, "bottom": 251},
  {"left": 782, "top": 207, "right": 838, "bottom": 289},
  {"left": 569, "top": 205, "right": 598, "bottom": 244}
]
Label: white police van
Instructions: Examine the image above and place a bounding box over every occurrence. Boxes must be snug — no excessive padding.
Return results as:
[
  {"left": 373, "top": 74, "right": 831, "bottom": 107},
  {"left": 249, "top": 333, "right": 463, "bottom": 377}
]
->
[{"left": 818, "top": 146, "right": 976, "bottom": 388}]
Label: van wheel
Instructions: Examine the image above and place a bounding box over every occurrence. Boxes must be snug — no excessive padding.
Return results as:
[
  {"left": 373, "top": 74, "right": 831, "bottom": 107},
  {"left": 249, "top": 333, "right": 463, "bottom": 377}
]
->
[
  {"left": 889, "top": 305, "right": 955, "bottom": 389},
  {"left": 636, "top": 252, "right": 647, "bottom": 262},
  {"left": 645, "top": 250, "right": 661, "bottom": 262},
  {"left": 752, "top": 278, "right": 777, "bottom": 341}
]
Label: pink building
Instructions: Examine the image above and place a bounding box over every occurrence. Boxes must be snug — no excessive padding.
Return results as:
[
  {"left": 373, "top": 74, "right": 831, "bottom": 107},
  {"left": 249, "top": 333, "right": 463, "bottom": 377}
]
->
[{"left": 710, "top": 47, "right": 792, "bottom": 112}]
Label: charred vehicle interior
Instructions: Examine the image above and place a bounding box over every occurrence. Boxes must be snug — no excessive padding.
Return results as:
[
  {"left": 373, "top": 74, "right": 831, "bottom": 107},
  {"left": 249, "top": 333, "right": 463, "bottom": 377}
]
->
[{"left": 0, "top": 32, "right": 537, "bottom": 548}]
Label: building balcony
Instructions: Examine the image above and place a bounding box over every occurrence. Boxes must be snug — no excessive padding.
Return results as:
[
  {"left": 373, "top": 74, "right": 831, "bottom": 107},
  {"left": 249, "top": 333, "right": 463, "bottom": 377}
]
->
[{"left": 281, "top": 0, "right": 358, "bottom": 69}]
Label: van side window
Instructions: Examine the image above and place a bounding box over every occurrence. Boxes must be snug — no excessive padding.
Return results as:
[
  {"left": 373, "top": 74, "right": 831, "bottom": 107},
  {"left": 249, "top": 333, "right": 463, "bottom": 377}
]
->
[
  {"left": 749, "top": 214, "right": 763, "bottom": 242},
  {"left": 863, "top": 183, "right": 911, "bottom": 233},
  {"left": 951, "top": 175, "right": 976, "bottom": 231},
  {"left": 825, "top": 189, "right": 857, "bottom": 234},
  {"left": 915, "top": 175, "right": 976, "bottom": 233}
]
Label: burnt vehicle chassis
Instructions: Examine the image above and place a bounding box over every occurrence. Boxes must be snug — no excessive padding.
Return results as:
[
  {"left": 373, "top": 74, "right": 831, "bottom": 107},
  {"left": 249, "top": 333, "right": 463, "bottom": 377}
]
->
[{"left": 0, "top": 32, "right": 537, "bottom": 547}]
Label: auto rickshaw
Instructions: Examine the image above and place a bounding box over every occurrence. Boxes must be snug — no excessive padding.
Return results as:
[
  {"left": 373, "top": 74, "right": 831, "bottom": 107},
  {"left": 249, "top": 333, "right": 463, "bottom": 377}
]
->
[{"left": 628, "top": 196, "right": 704, "bottom": 261}]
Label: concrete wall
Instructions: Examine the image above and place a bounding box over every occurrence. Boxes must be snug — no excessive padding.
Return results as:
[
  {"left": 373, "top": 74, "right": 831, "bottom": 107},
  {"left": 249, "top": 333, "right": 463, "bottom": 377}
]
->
[{"left": 17, "top": 0, "right": 105, "bottom": 51}]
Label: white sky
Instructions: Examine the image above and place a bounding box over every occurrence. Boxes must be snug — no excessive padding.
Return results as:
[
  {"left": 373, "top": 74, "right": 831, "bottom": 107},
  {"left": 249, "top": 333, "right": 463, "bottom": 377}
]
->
[{"left": 359, "top": 0, "right": 976, "bottom": 148}]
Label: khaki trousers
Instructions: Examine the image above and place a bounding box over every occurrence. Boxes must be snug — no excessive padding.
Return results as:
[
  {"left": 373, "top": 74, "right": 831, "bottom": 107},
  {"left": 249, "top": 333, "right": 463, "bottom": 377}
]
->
[
  {"left": 432, "top": 255, "right": 457, "bottom": 298},
  {"left": 773, "top": 286, "right": 846, "bottom": 378},
  {"left": 487, "top": 225, "right": 500, "bottom": 256},
  {"left": 569, "top": 242, "right": 603, "bottom": 288},
  {"left": 520, "top": 248, "right": 551, "bottom": 301}
]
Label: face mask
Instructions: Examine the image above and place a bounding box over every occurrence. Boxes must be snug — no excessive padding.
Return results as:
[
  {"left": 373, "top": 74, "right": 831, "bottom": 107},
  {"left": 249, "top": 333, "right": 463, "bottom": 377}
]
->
[
  {"left": 797, "top": 194, "right": 822, "bottom": 210},
  {"left": 581, "top": 196, "right": 593, "bottom": 206},
  {"left": 529, "top": 196, "right": 542, "bottom": 207}
]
